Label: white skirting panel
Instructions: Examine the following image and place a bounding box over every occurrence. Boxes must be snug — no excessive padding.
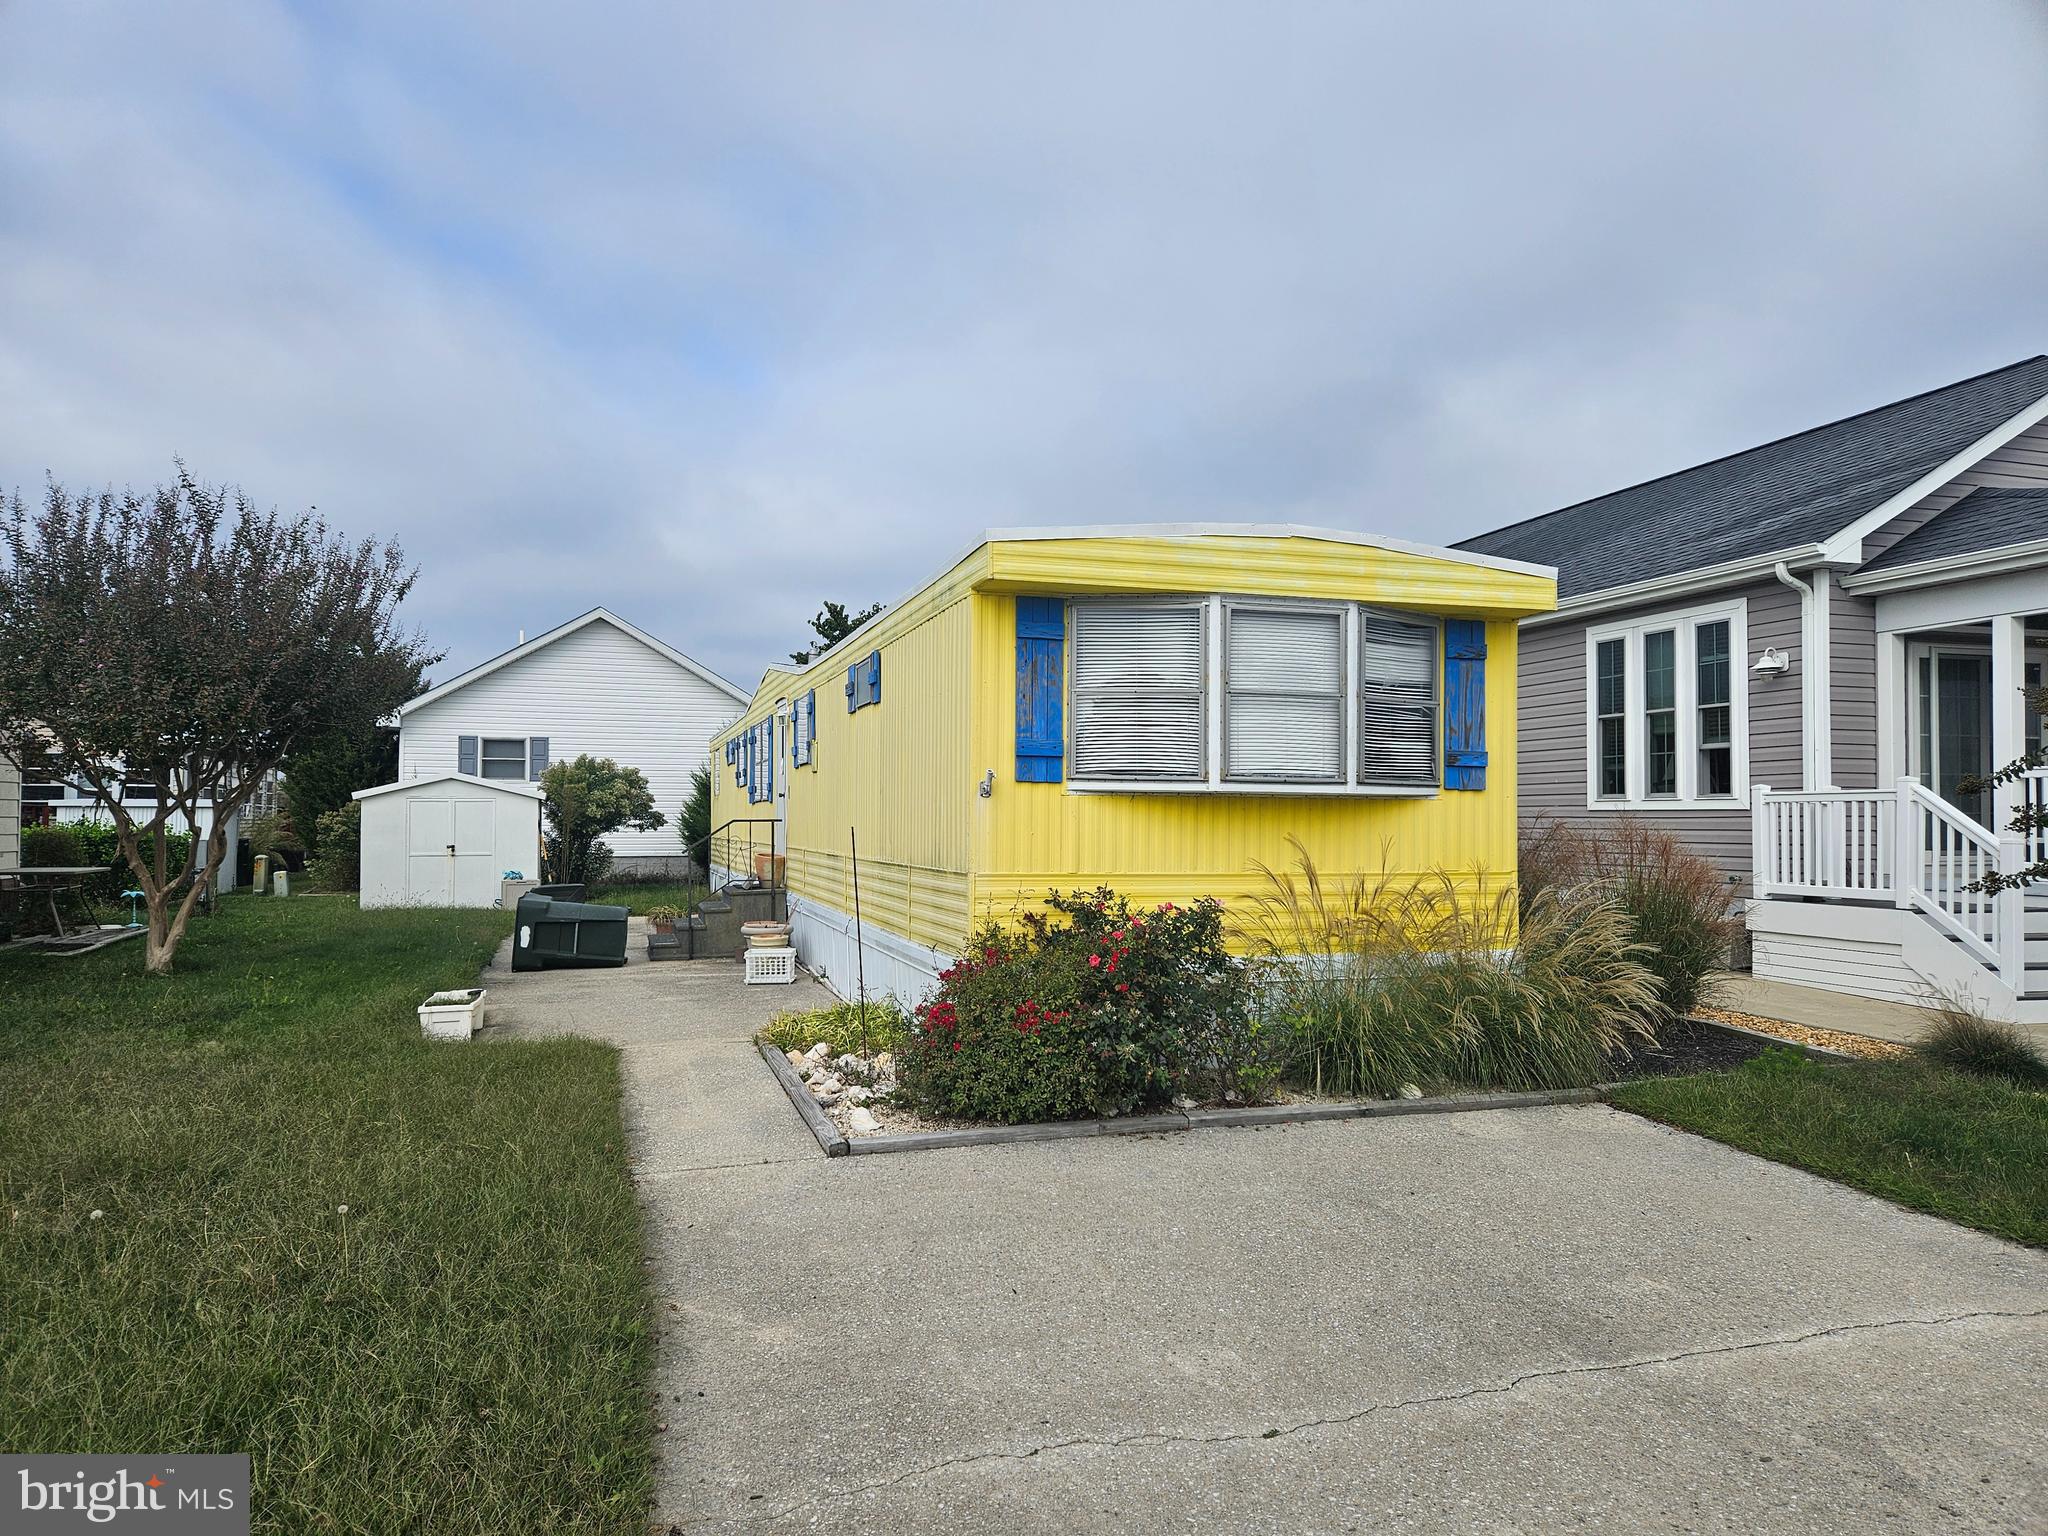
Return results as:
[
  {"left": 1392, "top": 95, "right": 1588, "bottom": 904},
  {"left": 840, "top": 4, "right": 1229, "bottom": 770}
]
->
[
  {"left": 786, "top": 891, "right": 949, "bottom": 1009},
  {"left": 1747, "top": 898, "right": 2041, "bottom": 1024}
]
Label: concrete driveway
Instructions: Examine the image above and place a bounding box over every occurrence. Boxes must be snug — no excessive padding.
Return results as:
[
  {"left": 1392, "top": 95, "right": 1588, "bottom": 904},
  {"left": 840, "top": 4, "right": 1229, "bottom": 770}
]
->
[{"left": 486, "top": 931, "right": 2048, "bottom": 1534}]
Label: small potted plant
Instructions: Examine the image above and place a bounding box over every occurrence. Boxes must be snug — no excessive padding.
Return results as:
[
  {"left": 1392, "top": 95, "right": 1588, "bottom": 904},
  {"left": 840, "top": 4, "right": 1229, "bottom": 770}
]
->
[{"left": 646, "top": 904, "right": 683, "bottom": 936}]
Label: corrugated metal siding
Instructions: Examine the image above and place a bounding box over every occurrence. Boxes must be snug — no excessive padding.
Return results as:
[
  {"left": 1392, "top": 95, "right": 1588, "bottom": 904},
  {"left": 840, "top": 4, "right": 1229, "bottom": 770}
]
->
[
  {"left": 712, "top": 598, "right": 976, "bottom": 953},
  {"left": 1860, "top": 419, "right": 2048, "bottom": 560},
  {"left": 401, "top": 617, "right": 741, "bottom": 855},
  {"left": 972, "top": 591, "right": 1523, "bottom": 936},
  {"left": 1829, "top": 582, "right": 1878, "bottom": 790},
  {"left": 1517, "top": 580, "right": 1805, "bottom": 891}
]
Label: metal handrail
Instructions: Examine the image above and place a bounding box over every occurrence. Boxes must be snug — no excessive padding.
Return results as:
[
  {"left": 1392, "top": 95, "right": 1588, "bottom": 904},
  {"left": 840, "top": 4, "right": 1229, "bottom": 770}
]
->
[{"left": 685, "top": 818, "right": 783, "bottom": 894}]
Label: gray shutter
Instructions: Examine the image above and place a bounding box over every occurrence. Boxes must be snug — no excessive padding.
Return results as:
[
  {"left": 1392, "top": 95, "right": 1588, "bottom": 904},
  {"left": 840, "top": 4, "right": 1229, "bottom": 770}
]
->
[
  {"left": 1224, "top": 607, "right": 1344, "bottom": 781},
  {"left": 457, "top": 735, "right": 478, "bottom": 776},
  {"left": 1070, "top": 603, "right": 1205, "bottom": 780},
  {"left": 528, "top": 737, "right": 550, "bottom": 780},
  {"left": 1358, "top": 612, "right": 1438, "bottom": 785}
]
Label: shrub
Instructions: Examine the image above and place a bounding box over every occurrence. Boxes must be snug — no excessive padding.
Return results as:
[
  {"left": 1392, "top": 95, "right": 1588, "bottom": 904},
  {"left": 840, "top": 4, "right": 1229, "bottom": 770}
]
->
[
  {"left": 22, "top": 818, "right": 194, "bottom": 906},
  {"left": 1917, "top": 995, "right": 2048, "bottom": 1086},
  {"left": 1246, "top": 848, "right": 1661, "bottom": 1096},
  {"left": 1517, "top": 815, "right": 1737, "bottom": 1023},
  {"left": 304, "top": 803, "right": 362, "bottom": 891},
  {"left": 760, "top": 999, "right": 912, "bottom": 1059},
  {"left": 679, "top": 764, "right": 712, "bottom": 876},
  {"left": 541, "top": 756, "right": 664, "bottom": 886},
  {"left": 897, "top": 890, "right": 1259, "bottom": 1123}
]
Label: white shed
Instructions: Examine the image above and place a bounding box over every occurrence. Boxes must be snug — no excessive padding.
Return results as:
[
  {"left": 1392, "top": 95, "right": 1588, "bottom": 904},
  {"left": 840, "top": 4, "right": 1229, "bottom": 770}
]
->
[{"left": 353, "top": 773, "right": 543, "bottom": 909}]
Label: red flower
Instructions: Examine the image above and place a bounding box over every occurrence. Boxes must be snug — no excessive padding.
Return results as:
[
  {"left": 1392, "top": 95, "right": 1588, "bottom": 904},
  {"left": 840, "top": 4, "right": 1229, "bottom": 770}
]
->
[
  {"left": 1116, "top": 982, "right": 1129, "bottom": 993},
  {"left": 1088, "top": 954, "right": 1101, "bottom": 968}
]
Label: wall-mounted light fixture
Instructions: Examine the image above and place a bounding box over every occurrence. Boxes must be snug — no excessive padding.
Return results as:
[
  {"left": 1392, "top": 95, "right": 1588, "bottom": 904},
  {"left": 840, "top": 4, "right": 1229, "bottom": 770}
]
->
[{"left": 1752, "top": 646, "right": 1791, "bottom": 675}]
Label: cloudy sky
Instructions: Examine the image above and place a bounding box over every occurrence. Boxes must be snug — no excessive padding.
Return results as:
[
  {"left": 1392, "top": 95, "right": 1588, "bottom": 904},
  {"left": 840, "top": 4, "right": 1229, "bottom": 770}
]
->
[{"left": 4, "top": 2, "right": 2045, "bottom": 691}]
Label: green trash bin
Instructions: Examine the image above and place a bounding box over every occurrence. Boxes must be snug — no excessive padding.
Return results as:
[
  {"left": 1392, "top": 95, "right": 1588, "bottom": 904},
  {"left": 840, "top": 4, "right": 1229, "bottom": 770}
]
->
[{"left": 513, "top": 893, "right": 630, "bottom": 970}]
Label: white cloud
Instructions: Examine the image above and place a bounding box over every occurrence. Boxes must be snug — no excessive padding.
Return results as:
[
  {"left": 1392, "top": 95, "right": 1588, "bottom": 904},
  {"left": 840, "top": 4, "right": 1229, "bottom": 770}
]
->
[{"left": 3, "top": 0, "right": 2045, "bottom": 690}]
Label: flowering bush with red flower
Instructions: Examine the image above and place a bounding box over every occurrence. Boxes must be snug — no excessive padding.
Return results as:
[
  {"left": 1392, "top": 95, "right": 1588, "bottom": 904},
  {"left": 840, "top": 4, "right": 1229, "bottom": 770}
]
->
[{"left": 899, "top": 889, "right": 1255, "bottom": 1123}]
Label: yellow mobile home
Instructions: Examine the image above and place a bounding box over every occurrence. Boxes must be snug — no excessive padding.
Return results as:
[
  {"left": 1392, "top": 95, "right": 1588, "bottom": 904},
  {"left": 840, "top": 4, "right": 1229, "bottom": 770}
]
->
[{"left": 710, "top": 525, "right": 1557, "bottom": 1002}]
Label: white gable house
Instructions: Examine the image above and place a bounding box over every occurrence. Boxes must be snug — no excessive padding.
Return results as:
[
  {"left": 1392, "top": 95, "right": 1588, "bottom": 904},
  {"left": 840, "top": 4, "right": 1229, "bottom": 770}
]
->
[{"left": 396, "top": 609, "right": 748, "bottom": 876}]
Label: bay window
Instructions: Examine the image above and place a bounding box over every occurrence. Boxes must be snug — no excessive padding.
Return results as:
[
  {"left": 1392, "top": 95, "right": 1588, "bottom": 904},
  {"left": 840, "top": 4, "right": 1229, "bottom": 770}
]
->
[
  {"left": 1584, "top": 600, "right": 1746, "bottom": 809},
  {"left": 1068, "top": 596, "right": 1441, "bottom": 792}
]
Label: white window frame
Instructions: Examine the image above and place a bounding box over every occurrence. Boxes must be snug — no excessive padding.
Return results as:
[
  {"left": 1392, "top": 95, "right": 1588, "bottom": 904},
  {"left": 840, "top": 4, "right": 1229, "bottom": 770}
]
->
[
  {"left": 477, "top": 735, "right": 535, "bottom": 782},
  {"left": 1221, "top": 598, "right": 1350, "bottom": 786},
  {"left": 1066, "top": 594, "right": 1440, "bottom": 797},
  {"left": 1583, "top": 597, "right": 1748, "bottom": 810}
]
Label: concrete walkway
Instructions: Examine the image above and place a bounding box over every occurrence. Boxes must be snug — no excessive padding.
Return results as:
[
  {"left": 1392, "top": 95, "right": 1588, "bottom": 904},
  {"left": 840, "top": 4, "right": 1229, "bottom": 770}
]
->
[
  {"left": 1713, "top": 973, "right": 1940, "bottom": 1045},
  {"left": 486, "top": 927, "right": 2048, "bottom": 1534}
]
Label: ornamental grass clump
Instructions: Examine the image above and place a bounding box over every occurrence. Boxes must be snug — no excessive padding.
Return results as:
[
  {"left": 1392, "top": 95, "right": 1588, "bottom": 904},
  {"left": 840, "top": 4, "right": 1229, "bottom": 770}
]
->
[
  {"left": 898, "top": 890, "right": 1254, "bottom": 1124},
  {"left": 1245, "top": 844, "right": 1660, "bottom": 1096},
  {"left": 1917, "top": 993, "right": 2048, "bottom": 1086}
]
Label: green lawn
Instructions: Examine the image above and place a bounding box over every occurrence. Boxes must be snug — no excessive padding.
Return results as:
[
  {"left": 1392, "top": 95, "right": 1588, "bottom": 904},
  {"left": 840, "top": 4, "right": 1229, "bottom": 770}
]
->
[
  {"left": 1612, "top": 1055, "right": 2048, "bottom": 1247},
  {"left": 588, "top": 880, "right": 705, "bottom": 915},
  {"left": 0, "top": 896, "right": 652, "bottom": 1534}
]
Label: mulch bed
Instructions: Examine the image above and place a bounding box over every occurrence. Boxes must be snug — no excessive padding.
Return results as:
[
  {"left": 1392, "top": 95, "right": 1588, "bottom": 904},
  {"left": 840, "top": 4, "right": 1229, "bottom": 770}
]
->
[{"left": 1604, "top": 1015, "right": 1770, "bottom": 1081}]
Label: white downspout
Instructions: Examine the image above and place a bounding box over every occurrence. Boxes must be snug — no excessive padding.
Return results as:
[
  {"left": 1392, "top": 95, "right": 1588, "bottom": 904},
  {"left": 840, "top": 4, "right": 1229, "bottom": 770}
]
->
[{"left": 1772, "top": 562, "right": 1832, "bottom": 791}]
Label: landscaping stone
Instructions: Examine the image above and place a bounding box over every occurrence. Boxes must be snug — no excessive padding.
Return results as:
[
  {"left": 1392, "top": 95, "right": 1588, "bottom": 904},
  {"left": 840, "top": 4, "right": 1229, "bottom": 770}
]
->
[
  {"left": 844, "top": 1085, "right": 872, "bottom": 1106},
  {"left": 784, "top": 1048, "right": 805, "bottom": 1068},
  {"left": 1398, "top": 1083, "right": 1423, "bottom": 1100},
  {"left": 847, "top": 1106, "right": 880, "bottom": 1134},
  {"left": 805, "top": 1042, "right": 831, "bottom": 1063}
]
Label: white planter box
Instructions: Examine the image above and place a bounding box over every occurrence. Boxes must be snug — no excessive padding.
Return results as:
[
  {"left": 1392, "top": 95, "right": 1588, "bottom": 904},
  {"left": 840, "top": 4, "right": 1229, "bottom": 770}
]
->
[{"left": 419, "top": 988, "right": 486, "bottom": 1040}]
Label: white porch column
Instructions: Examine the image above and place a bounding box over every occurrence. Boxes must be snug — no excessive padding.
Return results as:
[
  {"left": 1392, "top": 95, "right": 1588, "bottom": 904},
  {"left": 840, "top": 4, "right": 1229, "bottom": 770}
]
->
[
  {"left": 1875, "top": 630, "right": 1906, "bottom": 787},
  {"left": 1990, "top": 613, "right": 2026, "bottom": 988},
  {"left": 1991, "top": 613, "right": 2025, "bottom": 836}
]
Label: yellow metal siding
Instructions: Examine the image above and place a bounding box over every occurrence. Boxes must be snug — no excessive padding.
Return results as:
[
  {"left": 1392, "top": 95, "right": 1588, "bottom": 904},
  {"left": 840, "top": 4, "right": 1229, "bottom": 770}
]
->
[
  {"left": 713, "top": 597, "right": 977, "bottom": 952},
  {"left": 969, "top": 591, "right": 1524, "bottom": 938},
  {"left": 982, "top": 535, "right": 1551, "bottom": 617},
  {"left": 714, "top": 530, "right": 1551, "bottom": 962}
]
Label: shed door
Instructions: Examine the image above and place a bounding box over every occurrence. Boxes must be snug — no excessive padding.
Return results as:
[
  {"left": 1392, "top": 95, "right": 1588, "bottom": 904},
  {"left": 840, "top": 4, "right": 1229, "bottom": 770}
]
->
[
  {"left": 406, "top": 799, "right": 455, "bottom": 905},
  {"left": 453, "top": 800, "right": 499, "bottom": 905}
]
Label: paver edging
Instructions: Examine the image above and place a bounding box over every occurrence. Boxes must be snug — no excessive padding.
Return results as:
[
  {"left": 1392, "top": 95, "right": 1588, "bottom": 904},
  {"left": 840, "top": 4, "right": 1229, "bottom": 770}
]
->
[
  {"left": 757, "top": 1040, "right": 1613, "bottom": 1157},
  {"left": 758, "top": 1040, "right": 849, "bottom": 1157}
]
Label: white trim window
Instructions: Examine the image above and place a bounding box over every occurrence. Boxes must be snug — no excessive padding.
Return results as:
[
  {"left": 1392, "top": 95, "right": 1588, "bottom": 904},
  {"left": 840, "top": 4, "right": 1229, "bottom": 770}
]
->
[
  {"left": 1358, "top": 610, "right": 1440, "bottom": 787},
  {"left": 479, "top": 737, "right": 531, "bottom": 781},
  {"left": 1069, "top": 595, "right": 1440, "bottom": 794},
  {"left": 1070, "top": 601, "right": 1207, "bottom": 781},
  {"left": 1224, "top": 603, "right": 1345, "bottom": 782},
  {"left": 1584, "top": 599, "right": 1748, "bottom": 809}
]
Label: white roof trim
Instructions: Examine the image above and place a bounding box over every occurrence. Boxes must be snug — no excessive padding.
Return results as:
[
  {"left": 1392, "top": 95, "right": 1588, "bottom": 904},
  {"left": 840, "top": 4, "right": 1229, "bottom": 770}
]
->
[
  {"left": 979, "top": 522, "right": 1557, "bottom": 579},
  {"left": 1819, "top": 390, "right": 2048, "bottom": 564},
  {"left": 352, "top": 771, "right": 544, "bottom": 801},
  {"left": 400, "top": 607, "right": 749, "bottom": 714},
  {"left": 1839, "top": 536, "right": 2048, "bottom": 595},
  {"left": 1519, "top": 544, "right": 1833, "bottom": 628}
]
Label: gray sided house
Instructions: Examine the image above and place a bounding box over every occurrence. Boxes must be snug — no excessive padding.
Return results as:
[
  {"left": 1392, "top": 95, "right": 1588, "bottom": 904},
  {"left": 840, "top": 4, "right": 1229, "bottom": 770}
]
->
[{"left": 1459, "top": 357, "right": 2048, "bottom": 1023}]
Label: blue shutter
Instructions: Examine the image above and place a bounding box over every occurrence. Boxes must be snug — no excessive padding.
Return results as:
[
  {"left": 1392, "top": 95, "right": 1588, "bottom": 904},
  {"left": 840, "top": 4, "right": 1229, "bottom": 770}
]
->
[
  {"left": 805, "top": 689, "right": 818, "bottom": 762},
  {"left": 866, "top": 651, "right": 881, "bottom": 706},
  {"left": 457, "top": 735, "right": 478, "bottom": 776},
  {"left": 1015, "top": 597, "right": 1065, "bottom": 782},
  {"left": 528, "top": 737, "right": 549, "bottom": 780},
  {"left": 1444, "top": 620, "right": 1488, "bottom": 791}
]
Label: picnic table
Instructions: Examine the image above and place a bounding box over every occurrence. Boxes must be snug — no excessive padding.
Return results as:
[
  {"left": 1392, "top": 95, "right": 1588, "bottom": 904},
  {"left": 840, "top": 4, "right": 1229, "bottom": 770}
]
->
[{"left": 0, "top": 866, "right": 109, "bottom": 939}]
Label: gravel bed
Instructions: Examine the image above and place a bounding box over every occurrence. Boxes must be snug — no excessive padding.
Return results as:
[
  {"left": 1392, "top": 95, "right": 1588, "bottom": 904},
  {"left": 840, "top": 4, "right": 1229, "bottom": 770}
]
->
[{"left": 1696, "top": 1006, "right": 1912, "bottom": 1061}]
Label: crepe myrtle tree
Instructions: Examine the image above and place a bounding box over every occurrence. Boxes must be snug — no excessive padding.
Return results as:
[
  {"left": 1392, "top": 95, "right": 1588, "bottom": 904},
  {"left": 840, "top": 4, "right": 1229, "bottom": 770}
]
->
[
  {"left": 1964, "top": 681, "right": 2048, "bottom": 894},
  {"left": 0, "top": 468, "right": 436, "bottom": 973}
]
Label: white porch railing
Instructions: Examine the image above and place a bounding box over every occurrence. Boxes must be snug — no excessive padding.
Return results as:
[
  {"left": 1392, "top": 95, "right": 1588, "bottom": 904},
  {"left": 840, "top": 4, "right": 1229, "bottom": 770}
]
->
[
  {"left": 2026, "top": 768, "right": 2047, "bottom": 869},
  {"left": 1753, "top": 779, "right": 2027, "bottom": 987}
]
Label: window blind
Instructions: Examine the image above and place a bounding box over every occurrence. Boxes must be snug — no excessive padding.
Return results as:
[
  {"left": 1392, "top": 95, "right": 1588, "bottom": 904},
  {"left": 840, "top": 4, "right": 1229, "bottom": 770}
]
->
[
  {"left": 1225, "top": 606, "right": 1344, "bottom": 781},
  {"left": 1070, "top": 603, "right": 1205, "bottom": 780},
  {"left": 1358, "top": 612, "right": 1437, "bottom": 786}
]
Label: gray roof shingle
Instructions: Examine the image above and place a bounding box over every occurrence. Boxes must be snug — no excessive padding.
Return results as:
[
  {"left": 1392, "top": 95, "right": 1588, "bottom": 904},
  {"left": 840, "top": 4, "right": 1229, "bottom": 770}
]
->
[
  {"left": 1859, "top": 487, "right": 2048, "bottom": 573},
  {"left": 1454, "top": 356, "right": 2048, "bottom": 599}
]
